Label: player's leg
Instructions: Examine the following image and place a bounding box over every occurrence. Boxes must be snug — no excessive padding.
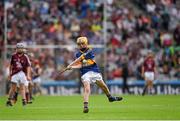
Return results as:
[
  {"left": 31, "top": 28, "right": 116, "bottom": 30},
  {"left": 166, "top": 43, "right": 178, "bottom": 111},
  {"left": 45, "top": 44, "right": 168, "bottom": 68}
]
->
[
  {"left": 147, "top": 80, "right": 153, "bottom": 94},
  {"left": 142, "top": 80, "right": 153, "bottom": 95},
  {"left": 34, "top": 82, "right": 41, "bottom": 96},
  {"left": 33, "top": 82, "right": 37, "bottom": 95},
  {"left": 19, "top": 83, "right": 27, "bottom": 106},
  {"left": 35, "top": 77, "right": 42, "bottom": 95},
  {"left": 148, "top": 72, "right": 154, "bottom": 94},
  {"left": 96, "top": 80, "right": 123, "bottom": 102},
  {"left": 142, "top": 72, "right": 150, "bottom": 96},
  {"left": 96, "top": 80, "right": 110, "bottom": 96},
  {"left": 144, "top": 80, "right": 154, "bottom": 95},
  {"left": 19, "top": 71, "right": 29, "bottom": 106},
  {"left": 82, "top": 81, "right": 90, "bottom": 113},
  {"left": 142, "top": 80, "right": 148, "bottom": 96},
  {"left": 28, "top": 81, "right": 34, "bottom": 101},
  {"left": 25, "top": 81, "right": 33, "bottom": 104},
  {"left": 143, "top": 72, "right": 154, "bottom": 95},
  {"left": 25, "top": 85, "right": 30, "bottom": 103},
  {"left": 6, "top": 82, "right": 17, "bottom": 106},
  {"left": 36, "top": 83, "right": 42, "bottom": 95},
  {"left": 12, "top": 87, "right": 19, "bottom": 104},
  {"left": 6, "top": 73, "right": 19, "bottom": 106}
]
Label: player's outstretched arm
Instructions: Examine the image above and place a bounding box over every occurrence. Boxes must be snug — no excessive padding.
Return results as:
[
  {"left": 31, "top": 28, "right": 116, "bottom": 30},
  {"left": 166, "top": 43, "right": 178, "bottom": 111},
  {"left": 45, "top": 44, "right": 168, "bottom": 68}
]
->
[{"left": 67, "top": 63, "right": 82, "bottom": 69}]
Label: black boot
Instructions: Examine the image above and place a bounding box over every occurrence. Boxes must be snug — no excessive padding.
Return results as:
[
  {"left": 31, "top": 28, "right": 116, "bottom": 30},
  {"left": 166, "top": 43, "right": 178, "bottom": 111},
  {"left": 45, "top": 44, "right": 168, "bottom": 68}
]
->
[
  {"left": 13, "top": 92, "right": 18, "bottom": 104},
  {"left": 6, "top": 100, "right": 13, "bottom": 107},
  {"left": 22, "top": 99, "right": 27, "bottom": 106},
  {"left": 83, "top": 107, "right": 89, "bottom": 113},
  {"left": 83, "top": 102, "right": 89, "bottom": 113},
  {"left": 108, "top": 96, "right": 123, "bottom": 102}
]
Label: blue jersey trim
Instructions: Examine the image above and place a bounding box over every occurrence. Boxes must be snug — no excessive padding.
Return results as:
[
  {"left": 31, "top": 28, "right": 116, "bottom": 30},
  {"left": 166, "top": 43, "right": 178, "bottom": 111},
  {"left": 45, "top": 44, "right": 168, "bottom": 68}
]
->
[{"left": 75, "top": 49, "right": 100, "bottom": 75}]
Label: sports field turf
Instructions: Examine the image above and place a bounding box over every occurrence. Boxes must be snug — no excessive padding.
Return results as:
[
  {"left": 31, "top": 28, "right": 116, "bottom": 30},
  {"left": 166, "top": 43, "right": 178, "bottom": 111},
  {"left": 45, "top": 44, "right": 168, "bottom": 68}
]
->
[{"left": 0, "top": 95, "right": 180, "bottom": 120}]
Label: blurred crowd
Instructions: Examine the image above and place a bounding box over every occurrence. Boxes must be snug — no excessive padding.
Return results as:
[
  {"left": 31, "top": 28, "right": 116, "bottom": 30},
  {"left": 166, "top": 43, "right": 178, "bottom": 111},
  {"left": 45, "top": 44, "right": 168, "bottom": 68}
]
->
[
  {"left": 2, "top": 0, "right": 105, "bottom": 81},
  {"left": 0, "top": 0, "right": 179, "bottom": 82},
  {"left": 106, "top": 0, "right": 180, "bottom": 81},
  {"left": 5, "top": 0, "right": 103, "bottom": 45}
]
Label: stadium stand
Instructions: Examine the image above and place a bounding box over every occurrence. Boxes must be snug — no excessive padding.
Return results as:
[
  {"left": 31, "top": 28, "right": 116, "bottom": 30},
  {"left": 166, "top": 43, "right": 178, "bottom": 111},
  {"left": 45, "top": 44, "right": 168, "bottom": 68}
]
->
[{"left": 0, "top": 0, "right": 179, "bottom": 84}]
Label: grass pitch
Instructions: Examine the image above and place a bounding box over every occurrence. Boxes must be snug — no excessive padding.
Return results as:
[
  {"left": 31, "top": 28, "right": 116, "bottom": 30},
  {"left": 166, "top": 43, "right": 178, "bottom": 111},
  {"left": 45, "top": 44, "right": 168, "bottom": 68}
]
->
[{"left": 0, "top": 95, "right": 180, "bottom": 120}]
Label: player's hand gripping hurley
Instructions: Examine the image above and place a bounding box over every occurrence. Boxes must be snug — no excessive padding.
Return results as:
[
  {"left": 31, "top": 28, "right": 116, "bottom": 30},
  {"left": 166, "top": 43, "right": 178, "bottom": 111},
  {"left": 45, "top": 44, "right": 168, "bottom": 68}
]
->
[{"left": 57, "top": 51, "right": 89, "bottom": 76}]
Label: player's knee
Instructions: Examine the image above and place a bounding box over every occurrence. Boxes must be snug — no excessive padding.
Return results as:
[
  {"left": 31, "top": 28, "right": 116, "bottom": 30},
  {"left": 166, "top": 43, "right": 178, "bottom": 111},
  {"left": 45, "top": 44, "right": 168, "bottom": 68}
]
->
[
  {"left": 25, "top": 88, "right": 29, "bottom": 93},
  {"left": 19, "top": 85, "right": 25, "bottom": 91},
  {"left": 96, "top": 80, "right": 104, "bottom": 85},
  {"left": 149, "top": 81, "right": 153, "bottom": 85},
  {"left": 11, "top": 84, "right": 17, "bottom": 91},
  {"left": 84, "top": 87, "right": 90, "bottom": 94},
  {"left": 11, "top": 87, "right": 16, "bottom": 92},
  {"left": 147, "top": 80, "right": 152, "bottom": 85}
]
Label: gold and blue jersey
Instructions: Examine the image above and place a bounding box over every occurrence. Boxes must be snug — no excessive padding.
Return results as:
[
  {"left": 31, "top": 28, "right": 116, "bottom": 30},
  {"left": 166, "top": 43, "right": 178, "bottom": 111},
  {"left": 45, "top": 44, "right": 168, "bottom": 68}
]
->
[{"left": 76, "top": 49, "right": 100, "bottom": 76}]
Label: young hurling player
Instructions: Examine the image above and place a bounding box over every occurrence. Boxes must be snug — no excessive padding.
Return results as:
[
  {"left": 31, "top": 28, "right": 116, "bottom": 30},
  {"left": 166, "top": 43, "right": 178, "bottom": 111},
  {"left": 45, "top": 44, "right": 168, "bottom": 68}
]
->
[
  {"left": 67, "top": 37, "right": 123, "bottom": 113},
  {"left": 142, "top": 51, "right": 156, "bottom": 96},
  {"left": 12, "top": 52, "right": 34, "bottom": 104},
  {"left": 6, "top": 43, "right": 31, "bottom": 106},
  {"left": 32, "top": 59, "right": 42, "bottom": 95}
]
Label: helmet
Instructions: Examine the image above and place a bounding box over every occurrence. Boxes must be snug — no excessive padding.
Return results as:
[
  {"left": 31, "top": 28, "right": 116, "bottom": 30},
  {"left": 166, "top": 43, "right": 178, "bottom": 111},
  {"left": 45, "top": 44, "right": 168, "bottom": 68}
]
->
[
  {"left": 77, "top": 37, "right": 88, "bottom": 45},
  {"left": 16, "top": 42, "right": 26, "bottom": 49}
]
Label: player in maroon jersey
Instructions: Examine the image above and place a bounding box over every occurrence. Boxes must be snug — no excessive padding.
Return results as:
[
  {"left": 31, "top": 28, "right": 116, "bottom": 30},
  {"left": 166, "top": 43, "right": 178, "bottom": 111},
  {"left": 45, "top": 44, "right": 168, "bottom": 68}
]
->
[
  {"left": 141, "top": 51, "right": 156, "bottom": 96},
  {"left": 32, "top": 59, "right": 42, "bottom": 95},
  {"left": 6, "top": 42, "right": 31, "bottom": 106},
  {"left": 11, "top": 52, "right": 34, "bottom": 104}
]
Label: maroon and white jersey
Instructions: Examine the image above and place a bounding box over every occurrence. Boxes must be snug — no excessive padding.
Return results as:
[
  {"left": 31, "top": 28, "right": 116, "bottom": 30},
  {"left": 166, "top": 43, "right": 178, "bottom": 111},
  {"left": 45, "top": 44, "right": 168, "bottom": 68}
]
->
[
  {"left": 143, "top": 57, "right": 155, "bottom": 72},
  {"left": 10, "top": 53, "right": 31, "bottom": 76}
]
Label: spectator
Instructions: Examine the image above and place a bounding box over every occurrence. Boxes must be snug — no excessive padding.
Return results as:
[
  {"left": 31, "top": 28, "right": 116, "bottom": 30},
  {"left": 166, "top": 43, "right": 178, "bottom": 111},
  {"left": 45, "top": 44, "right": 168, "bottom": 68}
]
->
[
  {"left": 122, "top": 57, "right": 131, "bottom": 94},
  {"left": 173, "top": 24, "right": 180, "bottom": 46},
  {"left": 0, "top": 0, "right": 179, "bottom": 82}
]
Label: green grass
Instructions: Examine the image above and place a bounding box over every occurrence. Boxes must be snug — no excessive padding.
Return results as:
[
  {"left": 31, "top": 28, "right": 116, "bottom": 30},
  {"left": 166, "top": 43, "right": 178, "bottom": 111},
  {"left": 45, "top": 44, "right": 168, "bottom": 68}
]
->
[{"left": 0, "top": 95, "right": 180, "bottom": 120}]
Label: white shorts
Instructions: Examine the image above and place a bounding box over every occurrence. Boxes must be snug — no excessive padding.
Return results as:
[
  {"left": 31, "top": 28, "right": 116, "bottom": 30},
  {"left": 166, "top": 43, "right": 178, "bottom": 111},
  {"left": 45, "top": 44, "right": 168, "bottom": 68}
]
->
[
  {"left": 33, "top": 77, "right": 41, "bottom": 83},
  {"left": 144, "top": 72, "right": 155, "bottom": 81},
  {"left": 81, "top": 71, "right": 103, "bottom": 83},
  {"left": 24, "top": 81, "right": 29, "bottom": 87},
  {"left": 11, "top": 71, "right": 29, "bottom": 86}
]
